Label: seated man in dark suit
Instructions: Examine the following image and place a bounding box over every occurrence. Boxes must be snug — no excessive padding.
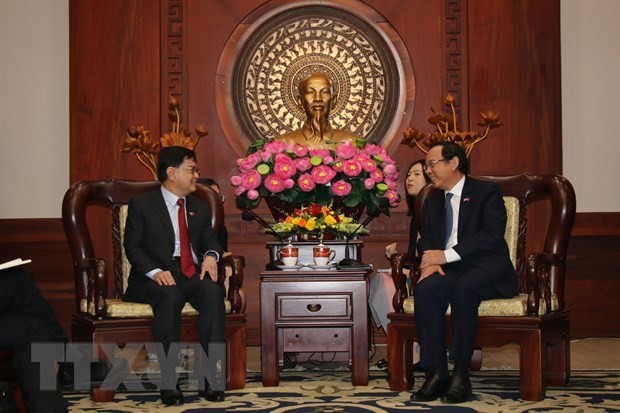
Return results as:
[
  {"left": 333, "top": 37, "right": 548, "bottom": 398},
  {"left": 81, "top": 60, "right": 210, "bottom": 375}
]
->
[
  {"left": 411, "top": 142, "right": 518, "bottom": 403},
  {"left": 0, "top": 267, "right": 127, "bottom": 413},
  {"left": 123, "top": 146, "right": 226, "bottom": 406}
]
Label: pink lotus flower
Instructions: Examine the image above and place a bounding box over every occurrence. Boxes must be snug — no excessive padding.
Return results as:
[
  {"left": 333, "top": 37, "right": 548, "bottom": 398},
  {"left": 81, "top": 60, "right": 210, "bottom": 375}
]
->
[
  {"left": 247, "top": 189, "right": 259, "bottom": 200},
  {"left": 311, "top": 165, "right": 336, "bottom": 185},
  {"left": 263, "top": 140, "right": 288, "bottom": 154},
  {"left": 331, "top": 160, "right": 344, "bottom": 172},
  {"left": 293, "top": 144, "right": 309, "bottom": 157},
  {"left": 384, "top": 178, "right": 397, "bottom": 190},
  {"left": 239, "top": 152, "right": 261, "bottom": 172},
  {"left": 264, "top": 173, "right": 285, "bottom": 193},
  {"left": 359, "top": 156, "right": 378, "bottom": 172},
  {"left": 343, "top": 159, "right": 363, "bottom": 177},
  {"left": 335, "top": 140, "right": 357, "bottom": 160},
  {"left": 230, "top": 175, "right": 242, "bottom": 186},
  {"left": 385, "top": 189, "right": 400, "bottom": 206},
  {"left": 332, "top": 179, "right": 352, "bottom": 196},
  {"left": 294, "top": 157, "right": 312, "bottom": 172},
  {"left": 261, "top": 150, "right": 272, "bottom": 163},
  {"left": 363, "top": 143, "right": 383, "bottom": 156},
  {"left": 234, "top": 186, "right": 246, "bottom": 196},
  {"left": 297, "top": 173, "right": 316, "bottom": 192},
  {"left": 383, "top": 163, "right": 398, "bottom": 177},
  {"left": 309, "top": 148, "right": 331, "bottom": 159},
  {"left": 283, "top": 179, "right": 295, "bottom": 189},
  {"left": 364, "top": 178, "right": 376, "bottom": 190},
  {"left": 274, "top": 156, "right": 296, "bottom": 179},
  {"left": 241, "top": 170, "right": 261, "bottom": 190},
  {"left": 370, "top": 169, "right": 384, "bottom": 183}
]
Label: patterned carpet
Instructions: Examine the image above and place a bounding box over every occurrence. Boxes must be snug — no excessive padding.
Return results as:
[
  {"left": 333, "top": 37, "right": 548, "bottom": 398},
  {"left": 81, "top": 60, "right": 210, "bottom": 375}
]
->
[{"left": 65, "top": 370, "right": 620, "bottom": 412}]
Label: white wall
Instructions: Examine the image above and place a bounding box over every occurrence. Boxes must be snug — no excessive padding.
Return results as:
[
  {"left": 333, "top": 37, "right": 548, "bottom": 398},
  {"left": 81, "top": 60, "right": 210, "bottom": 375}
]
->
[
  {"left": 0, "top": 0, "right": 616, "bottom": 217},
  {"left": 561, "top": 0, "right": 620, "bottom": 212},
  {"left": 0, "top": 0, "right": 69, "bottom": 219}
]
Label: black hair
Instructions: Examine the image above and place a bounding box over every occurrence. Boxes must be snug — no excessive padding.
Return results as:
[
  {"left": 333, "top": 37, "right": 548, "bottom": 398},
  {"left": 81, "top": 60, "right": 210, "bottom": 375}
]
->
[
  {"left": 197, "top": 177, "right": 219, "bottom": 189},
  {"left": 156, "top": 146, "right": 197, "bottom": 182},
  {"left": 432, "top": 141, "right": 469, "bottom": 175},
  {"left": 405, "top": 160, "right": 430, "bottom": 216}
]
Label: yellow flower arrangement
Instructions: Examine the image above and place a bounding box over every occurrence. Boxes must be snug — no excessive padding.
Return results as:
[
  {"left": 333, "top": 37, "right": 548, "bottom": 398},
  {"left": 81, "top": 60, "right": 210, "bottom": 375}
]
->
[{"left": 270, "top": 203, "right": 369, "bottom": 240}]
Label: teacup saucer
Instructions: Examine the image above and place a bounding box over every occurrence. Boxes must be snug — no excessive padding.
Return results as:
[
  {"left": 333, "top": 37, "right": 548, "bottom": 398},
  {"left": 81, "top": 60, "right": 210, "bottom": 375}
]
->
[
  {"left": 309, "top": 262, "right": 336, "bottom": 270},
  {"left": 276, "top": 264, "right": 303, "bottom": 270}
]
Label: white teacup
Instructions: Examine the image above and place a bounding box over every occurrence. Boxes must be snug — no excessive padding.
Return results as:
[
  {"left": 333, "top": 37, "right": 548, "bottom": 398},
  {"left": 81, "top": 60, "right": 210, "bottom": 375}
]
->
[
  {"left": 313, "top": 256, "right": 331, "bottom": 266},
  {"left": 282, "top": 256, "right": 298, "bottom": 267}
]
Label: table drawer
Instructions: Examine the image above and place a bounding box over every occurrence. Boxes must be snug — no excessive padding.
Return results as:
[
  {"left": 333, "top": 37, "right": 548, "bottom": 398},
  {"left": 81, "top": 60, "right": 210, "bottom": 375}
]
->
[
  {"left": 276, "top": 294, "right": 351, "bottom": 321},
  {"left": 281, "top": 327, "right": 350, "bottom": 352}
]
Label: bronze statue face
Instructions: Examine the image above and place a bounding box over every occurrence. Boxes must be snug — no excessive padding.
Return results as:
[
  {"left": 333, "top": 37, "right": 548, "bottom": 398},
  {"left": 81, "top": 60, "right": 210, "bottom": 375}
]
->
[{"left": 297, "top": 74, "right": 336, "bottom": 120}]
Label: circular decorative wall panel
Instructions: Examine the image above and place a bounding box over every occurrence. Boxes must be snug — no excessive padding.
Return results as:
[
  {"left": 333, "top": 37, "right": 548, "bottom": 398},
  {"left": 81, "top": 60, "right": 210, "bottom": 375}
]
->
[{"left": 216, "top": 1, "right": 414, "bottom": 155}]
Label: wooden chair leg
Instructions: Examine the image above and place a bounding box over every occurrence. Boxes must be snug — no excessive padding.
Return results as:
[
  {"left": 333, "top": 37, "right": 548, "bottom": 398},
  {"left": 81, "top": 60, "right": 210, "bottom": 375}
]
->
[
  {"left": 387, "top": 324, "right": 415, "bottom": 391},
  {"left": 225, "top": 320, "right": 247, "bottom": 390},
  {"left": 90, "top": 387, "right": 116, "bottom": 402},
  {"left": 547, "top": 321, "right": 570, "bottom": 387},
  {"left": 519, "top": 332, "right": 545, "bottom": 401},
  {"left": 470, "top": 348, "right": 482, "bottom": 370}
]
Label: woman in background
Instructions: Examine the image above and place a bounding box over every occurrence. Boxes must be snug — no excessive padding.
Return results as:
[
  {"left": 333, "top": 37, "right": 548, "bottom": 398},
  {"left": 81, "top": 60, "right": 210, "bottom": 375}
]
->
[
  {"left": 373, "top": 160, "right": 430, "bottom": 372},
  {"left": 385, "top": 160, "right": 430, "bottom": 258}
]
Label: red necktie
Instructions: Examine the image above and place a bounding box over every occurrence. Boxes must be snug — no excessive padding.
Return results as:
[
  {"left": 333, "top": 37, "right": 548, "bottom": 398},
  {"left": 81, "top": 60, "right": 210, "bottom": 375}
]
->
[{"left": 177, "top": 198, "right": 195, "bottom": 278}]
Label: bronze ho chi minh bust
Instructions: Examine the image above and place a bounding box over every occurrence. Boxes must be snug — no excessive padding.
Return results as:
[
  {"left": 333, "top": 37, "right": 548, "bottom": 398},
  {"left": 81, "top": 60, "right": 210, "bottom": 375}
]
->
[{"left": 275, "top": 73, "right": 363, "bottom": 148}]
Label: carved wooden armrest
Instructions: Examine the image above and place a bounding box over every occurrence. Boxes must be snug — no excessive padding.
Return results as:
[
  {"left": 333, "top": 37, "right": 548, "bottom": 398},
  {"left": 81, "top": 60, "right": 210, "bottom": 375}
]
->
[
  {"left": 219, "top": 254, "right": 246, "bottom": 314},
  {"left": 389, "top": 253, "right": 420, "bottom": 313},
  {"left": 74, "top": 257, "right": 107, "bottom": 319},
  {"left": 526, "top": 252, "right": 561, "bottom": 316}
]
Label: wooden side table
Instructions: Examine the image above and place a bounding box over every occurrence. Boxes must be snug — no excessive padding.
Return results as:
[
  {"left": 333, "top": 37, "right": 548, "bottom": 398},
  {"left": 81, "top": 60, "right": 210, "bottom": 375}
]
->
[{"left": 260, "top": 269, "right": 370, "bottom": 386}]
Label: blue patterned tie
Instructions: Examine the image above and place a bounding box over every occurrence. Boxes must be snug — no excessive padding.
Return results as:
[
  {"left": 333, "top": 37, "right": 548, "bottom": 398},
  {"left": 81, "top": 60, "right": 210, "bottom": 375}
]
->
[{"left": 444, "top": 193, "right": 453, "bottom": 248}]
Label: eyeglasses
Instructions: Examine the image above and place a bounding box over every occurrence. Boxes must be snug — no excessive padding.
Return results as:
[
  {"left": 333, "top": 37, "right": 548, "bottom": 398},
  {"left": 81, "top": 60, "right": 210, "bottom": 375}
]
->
[
  {"left": 423, "top": 158, "right": 448, "bottom": 172},
  {"left": 180, "top": 166, "right": 200, "bottom": 175}
]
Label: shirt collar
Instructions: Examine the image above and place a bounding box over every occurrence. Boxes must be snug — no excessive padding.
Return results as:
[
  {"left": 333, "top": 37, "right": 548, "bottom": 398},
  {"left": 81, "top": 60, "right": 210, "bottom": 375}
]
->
[
  {"left": 161, "top": 185, "right": 183, "bottom": 206},
  {"left": 445, "top": 175, "right": 466, "bottom": 198}
]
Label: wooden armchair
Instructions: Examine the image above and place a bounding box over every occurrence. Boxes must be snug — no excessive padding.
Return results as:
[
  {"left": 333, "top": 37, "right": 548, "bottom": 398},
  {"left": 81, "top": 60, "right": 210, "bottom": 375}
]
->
[
  {"left": 61, "top": 180, "right": 247, "bottom": 399},
  {"left": 386, "top": 173, "right": 576, "bottom": 401}
]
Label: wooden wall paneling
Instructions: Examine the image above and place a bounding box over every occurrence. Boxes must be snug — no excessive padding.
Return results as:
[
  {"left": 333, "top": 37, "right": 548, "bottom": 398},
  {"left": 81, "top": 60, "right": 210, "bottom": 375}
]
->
[
  {"left": 467, "top": 0, "right": 562, "bottom": 176},
  {"left": 565, "top": 235, "right": 620, "bottom": 338},
  {"left": 70, "top": 0, "right": 164, "bottom": 299}
]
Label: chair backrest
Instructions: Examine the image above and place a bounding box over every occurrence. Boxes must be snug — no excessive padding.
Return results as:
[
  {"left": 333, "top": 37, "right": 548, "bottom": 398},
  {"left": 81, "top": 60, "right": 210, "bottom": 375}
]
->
[
  {"left": 415, "top": 173, "right": 576, "bottom": 308},
  {"left": 62, "top": 180, "right": 224, "bottom": 308}
]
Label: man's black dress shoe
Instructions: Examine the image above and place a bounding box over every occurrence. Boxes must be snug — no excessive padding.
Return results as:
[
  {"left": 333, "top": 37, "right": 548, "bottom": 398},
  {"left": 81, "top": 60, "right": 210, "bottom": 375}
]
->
[
  {"left": 410, "top": 372, "right": 450, "bottom": 402},
  {"left": 202, "top": 380, "right": 225, "bottom": 402},
  {"left": 441, "top": 374, "right": 472, "bottom": 403},
  {"left": 160, "top": 386, "right": 184, "bottom": 406}
]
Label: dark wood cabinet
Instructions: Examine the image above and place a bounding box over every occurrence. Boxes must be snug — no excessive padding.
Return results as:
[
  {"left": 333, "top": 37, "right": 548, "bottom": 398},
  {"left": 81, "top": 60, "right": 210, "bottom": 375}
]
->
[{"left": 260, "top": 270, "right": 370, "bottom": 386}]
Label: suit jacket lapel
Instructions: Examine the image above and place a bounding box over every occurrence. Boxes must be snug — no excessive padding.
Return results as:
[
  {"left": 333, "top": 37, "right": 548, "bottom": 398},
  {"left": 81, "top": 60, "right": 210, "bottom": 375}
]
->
[
  {"left": 457, "top": 177, "right": 474, "bottom": 239},
  {"left": 150, "top": 190, "right": 175, "bottom": 242}
]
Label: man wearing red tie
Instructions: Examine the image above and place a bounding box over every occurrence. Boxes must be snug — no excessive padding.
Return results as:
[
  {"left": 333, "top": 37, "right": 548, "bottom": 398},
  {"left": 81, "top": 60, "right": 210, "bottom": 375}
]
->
[
  {"left": 123, "top": 146, "right": 225, "bottom": 406},
  {"left": 411, "top": 142, "right": 518, "bottom": 404}
]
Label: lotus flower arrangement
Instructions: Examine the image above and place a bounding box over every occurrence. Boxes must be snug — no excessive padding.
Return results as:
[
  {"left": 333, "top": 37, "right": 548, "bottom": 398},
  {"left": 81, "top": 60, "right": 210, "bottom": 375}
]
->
[
  {"left": 121, "top": 96, "right": 209, "bottom": 179},
  {"left": 401, "top": 93, "right": 501, "bottom": 158},
  {"left": 231, "top": 137, "right": 400, "bottom": 218}
]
